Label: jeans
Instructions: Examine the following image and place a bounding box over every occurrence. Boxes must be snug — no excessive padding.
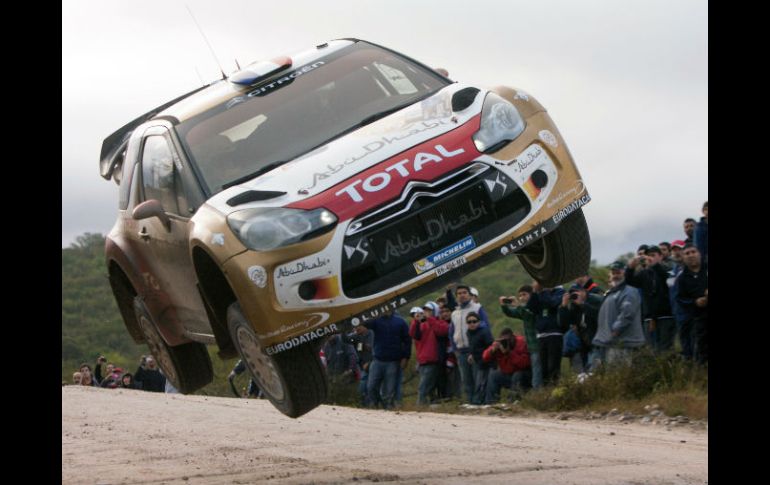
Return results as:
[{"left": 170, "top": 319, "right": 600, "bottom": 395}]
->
[
  {"left": 471, "top": 362, "right": 489, "bottom": 405},
  {"left": 455, "top": 349, "right": 475, "bottom": 403},
  {"left": 485, "top": 369, "right": 531, "bottom": 403},
  {"left": 530, "top": 351, "right": 543, "bottom": 389},
  {"left": 694, "top": 316, "right": 708, "bottom": 364},
  {"left": 643, "top": 319, "right": 655, "bottom": 348},
  {"left": 367, "top": 359, "right": 399, "bottom": 409},
  {"left": 417, "top": 364, "right": 440, "bottom": 405},
  {"left": 592, "top": 346, "right": 635, "bottom": 367},
  {"left": 655, "top": 317, "right": 676, "bottom": 353},
  {"left": 679, "top": 317, "right": 695, "bottom": 360},
  {"left": 538, "top": 336, "right": 563, "bottom": 385},
  {"left": 358, "top": 370, "right": 369, "bottom": 406}
]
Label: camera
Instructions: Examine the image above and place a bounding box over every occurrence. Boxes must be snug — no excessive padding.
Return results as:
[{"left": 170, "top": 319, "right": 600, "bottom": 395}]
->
[
  {"left": 502, "top": 298, "right": 514, "bottom": 305},
  {"left": 497, "top": 338, "right": 510, "bottom": 349},
  {"left": 569, "top": 293, "right": 579, "bottom": 301}
]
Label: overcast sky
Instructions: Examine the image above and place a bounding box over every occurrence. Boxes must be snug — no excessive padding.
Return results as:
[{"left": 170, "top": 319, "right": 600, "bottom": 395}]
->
[{"left": 62, "top": 0, "right": 707, "bottom": 264}]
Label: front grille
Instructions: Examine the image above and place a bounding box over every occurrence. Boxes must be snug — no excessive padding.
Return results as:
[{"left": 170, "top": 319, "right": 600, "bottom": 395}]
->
[{"left": 341, "top": 165, "right": 531, "bottom": 297}]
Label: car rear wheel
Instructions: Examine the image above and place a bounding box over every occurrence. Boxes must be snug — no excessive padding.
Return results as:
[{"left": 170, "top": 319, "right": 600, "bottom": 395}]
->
[
  {"left": 133, "top": 297, "right": 213, "bottom": 393},
  {"left": 517, "top": 208, "right": 591, "bottom": 288},
  {"left": 227, "top": 302, "right": 328, "bottom": 418}
]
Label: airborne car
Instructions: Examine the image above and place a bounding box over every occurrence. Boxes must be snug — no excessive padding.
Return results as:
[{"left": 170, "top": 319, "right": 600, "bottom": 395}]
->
[{"left": 101, "top": 39, "right": 591, "bottom": 417}]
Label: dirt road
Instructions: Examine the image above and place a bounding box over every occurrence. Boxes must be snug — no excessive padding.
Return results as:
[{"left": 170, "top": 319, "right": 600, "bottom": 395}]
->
[{"left": 62, "top": 386, "right": 706, "bottom": 484}]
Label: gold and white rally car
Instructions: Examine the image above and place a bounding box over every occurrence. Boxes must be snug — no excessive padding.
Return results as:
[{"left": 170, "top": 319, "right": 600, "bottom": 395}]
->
[{"left": 100, "top": 39, "right": 591, "bottom": 417}]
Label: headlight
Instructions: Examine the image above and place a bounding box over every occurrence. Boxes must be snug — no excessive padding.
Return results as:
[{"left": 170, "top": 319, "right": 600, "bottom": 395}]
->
[
  {"left": 472, "top": 92, "right": 526, "bottom": 153},
  {"left": 227, "top": 207, "right": 337, "bottom": 251}
]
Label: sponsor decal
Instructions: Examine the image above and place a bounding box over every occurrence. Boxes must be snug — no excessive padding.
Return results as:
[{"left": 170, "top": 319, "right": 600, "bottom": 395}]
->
[
  {"left": 538, "top": 130, "right": 558, "bottom": 148},
  {"left": 351, "top": 317, "right": 361, "bottom": 326},
  {"left": 353, "top": 297, "right": 409, "bottom": 322},
  {"left": 247, "top": 61, "right": 325, "bottom": 97},
  {"left": 552, "top": 194, "right": 592, "bottom": 224},
  {"left": 265, "top": 323, "right": 338, "bottom": 355},
  {"left": 499, "top": 225, "right": 550, "bottom": 255},
  {"left": 211, "top": 233, "right": 225, "bottom": 246},
  {"left": 413, "top": 236, "right": 476, "bottom": 274},
  {"left": 510, "top": 144, "right": 545, "bottom": 174},
  {"left": 335, "top": 144, "right": 465, "bottom": 203},
  {"left": 435, "top": 255, "right": 467, "bottom": 276},
  {"left": 379, "top": 199, "right": 488, "bottom": 265},
  {"left": 300, "top": 120, "right": 451, "bottom": 192},
  {"left": 257, "top": 312, "right": 330, "bottom": 340},
  {"left": 276, "top": 256, "right": 331, "bottom": 279},
  {"left": 546, "top": 180, "right": 587, "bottom": 210},
  {"left": 247, "top": 265, "right": 267, "bottom": 288}
]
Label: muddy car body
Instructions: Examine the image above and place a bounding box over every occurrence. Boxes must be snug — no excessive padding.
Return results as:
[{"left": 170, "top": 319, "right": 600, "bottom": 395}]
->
[{"left": 101, "top": 39, "right": 591, "bottom": 417}]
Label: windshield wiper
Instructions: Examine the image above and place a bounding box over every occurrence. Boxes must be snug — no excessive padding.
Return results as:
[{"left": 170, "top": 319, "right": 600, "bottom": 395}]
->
[
  {"left": 222, "top": 161, "right": 287, "bottom": 189},
  {"left": 354, "top": 102, "right": 413, "bottom": 129}
]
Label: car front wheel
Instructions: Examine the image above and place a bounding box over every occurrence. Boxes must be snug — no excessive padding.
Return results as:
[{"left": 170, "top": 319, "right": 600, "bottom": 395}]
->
[
  {"left": 517, "top": 208, "right": 591, "bottom": 288},
  {"left": 227, "top": 302, "right": 328, "bottom": 418}
]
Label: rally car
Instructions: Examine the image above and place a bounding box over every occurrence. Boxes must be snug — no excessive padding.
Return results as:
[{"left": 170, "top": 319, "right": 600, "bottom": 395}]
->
[{"left": 100, "top": 39, "right": 591, "bottom": 417}]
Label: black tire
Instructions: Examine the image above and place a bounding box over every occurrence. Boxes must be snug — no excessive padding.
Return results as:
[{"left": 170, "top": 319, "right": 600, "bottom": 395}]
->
[
  {"left": 227, "top": 302, "right": 328, "bottom": 418},
  {"left": 133, "top": 297, "right": 213, "bottom": 393},
  {"left": 517, "top": 208, "right": 591, "bottom": 287}
]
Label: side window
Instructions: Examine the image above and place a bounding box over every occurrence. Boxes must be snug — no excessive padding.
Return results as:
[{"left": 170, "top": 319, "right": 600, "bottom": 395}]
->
[{"left": 141, "top": 135, "right": 188, "bottom": 216}]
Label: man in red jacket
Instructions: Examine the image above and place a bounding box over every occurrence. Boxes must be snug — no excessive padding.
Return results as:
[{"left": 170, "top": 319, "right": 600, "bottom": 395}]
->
[
  {"left": 482, "top": 328, "right": 532, "bottom": 404},
  {"left": 410, "top": 301, "right": 450, "bottom": 405}
]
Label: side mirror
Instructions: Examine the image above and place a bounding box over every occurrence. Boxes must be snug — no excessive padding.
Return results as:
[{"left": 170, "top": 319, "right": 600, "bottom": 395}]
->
[
  {"left": 132, "top": 199, "right": 171, "bottom": 231},
  {"left": 435, "top": 68, "right": 449, "bottom": 77}
]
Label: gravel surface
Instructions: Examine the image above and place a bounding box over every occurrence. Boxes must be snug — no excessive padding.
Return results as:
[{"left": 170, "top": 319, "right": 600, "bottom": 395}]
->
[{"left": 62, "top": 386, "right": 707, "bottom": 484}]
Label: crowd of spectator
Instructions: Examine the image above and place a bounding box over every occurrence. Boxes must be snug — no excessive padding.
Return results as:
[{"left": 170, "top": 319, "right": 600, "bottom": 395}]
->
[
  {"left": 69, "top": 354, "right": 178, "bottom": 394},
  {"left": 322, "top": 200, "right": 708, "bottom": 408}
]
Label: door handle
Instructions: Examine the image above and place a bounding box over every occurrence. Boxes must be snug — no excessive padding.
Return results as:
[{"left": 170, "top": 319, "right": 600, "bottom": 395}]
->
[{"left": 139, "top": 227, "right": 151, "bottom": 241}]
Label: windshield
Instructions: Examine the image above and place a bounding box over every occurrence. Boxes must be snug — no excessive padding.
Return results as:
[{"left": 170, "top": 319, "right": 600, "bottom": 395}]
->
[{"left": 176, "top": 42, "right": 450, "bottom": 195}]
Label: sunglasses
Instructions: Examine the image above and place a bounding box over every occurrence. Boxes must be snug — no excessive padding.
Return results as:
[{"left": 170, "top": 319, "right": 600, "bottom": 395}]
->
[{"left": 467, "top": 319, "right": 479, "bottom": 324}]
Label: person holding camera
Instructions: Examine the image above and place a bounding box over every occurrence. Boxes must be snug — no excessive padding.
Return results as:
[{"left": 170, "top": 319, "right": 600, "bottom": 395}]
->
[
  {"left": 559, "top": 280, "right": 604, "bottom": 373},
  {"left": 134, "top": 355, "right": 166, "bottom": 392},
  {"left": 626, "top": 245, "right": 676, "bottom": 353},
  {"left": 526, "top": 282, "right": 565, "bottom": 386},
  {"left": 482, "top": 328, "right": 531, "bottom": 403},
  {"left": 499, "top": 286, "right": 541, "bottom": 389}
]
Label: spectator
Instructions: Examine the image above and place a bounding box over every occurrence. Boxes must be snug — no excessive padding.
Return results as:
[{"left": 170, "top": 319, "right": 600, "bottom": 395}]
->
[
  {"left": 360, "top": 308, "right": 411, "bottom": 409},
  {"left": 626, "top": 246, "right": 676, "bottom": 353},
  {"left": 559, "top": 284, "right": 605, "bottom": 372},
  {"left": 134, "top": 356, "right": 166, "bottom": 392},
  {"left": 78, "top": 364, "right": 98, "bottom": 387},
  {"left": 499, "top": 286, "right": 542, "bottom": 389},
  {"left": 667, "top": 240, "right": 689, "bottom": 358},
  {"left": 72, "top": 372, "right": 82, "bottom": 385},
  {"left": 466, "top": 312, "right": 494, "bottom": 404},
  {"left": 591, "top": 261, "right": 645, "bottom": 367},
  {"left": 94, "top": 355, "right": 108, "bottom": 385},
  {"left": 694, "top": 201, "right": 708, "bottom": 268},
  {"left": 450, "top": 285, "right": 491, "bottom": 402},
  {"left": 470, "top": 287, "right": 481, "bottom": 304},
  {"left": 676, "top": 244, "right": 708, "bottom": 364},
  {"left": 100, "top": 366, "right": 123, "bottom": 389},
  {"left": 410, "top": 301, "right": 449, "bottom": 405},
  {"left": 683, "top": 218, "right": 696, "bottom": 245},
  {"left": 438, "top": 304, "right": 460, "bottom": 399},
  {"left": 228, "top": 360, "right": 263, "bottom": 398},
  {"left": 343, "top": 324, "right": 374, "bottom": 406},
  {"left": 483, "top": 328, "right": 531, "bottom": 403},
  {"left": 527, "top": 282, "right": 566, "bottom": 385},
  {"left": 659, "top": 242, "right": 674, "bottom": 271},
  {"left": 322, "top": 334, "right": 359, "bottom": 384},
  {"left": 119, "top": 372, "right": 138, "bottom": 389}
]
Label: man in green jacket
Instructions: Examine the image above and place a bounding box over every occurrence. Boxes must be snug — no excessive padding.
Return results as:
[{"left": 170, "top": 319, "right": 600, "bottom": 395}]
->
[{"left": 499, "top": 285, "right": 542, "bottom": 389}]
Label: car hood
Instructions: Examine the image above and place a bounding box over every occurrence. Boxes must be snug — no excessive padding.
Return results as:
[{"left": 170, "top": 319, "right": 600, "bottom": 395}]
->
[{"left": 205, "top": 83, "right": 487, "bottom": 216}]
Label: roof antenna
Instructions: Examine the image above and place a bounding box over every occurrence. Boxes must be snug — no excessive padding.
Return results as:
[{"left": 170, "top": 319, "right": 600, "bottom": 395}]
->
[
  {"left": 235, "top": 58, "right": 241, "bottom": 70},
  {"left": 185, "top": 4, "right": 227, "bottom": 80}
]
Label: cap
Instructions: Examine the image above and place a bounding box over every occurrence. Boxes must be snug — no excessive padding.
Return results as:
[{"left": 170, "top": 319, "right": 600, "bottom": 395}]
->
[
  {"left": 671, "top": 240, "right": 686, "bottom": 249},
  {"left": 609, "top": 261, "right": 625, "bottom": 270},
  {"left": 470, "top": 287, "right": 479, "bottom": 297},
  {"left": 423, "top": 301, "right": 440, "bottom": 314},
  {"left": 409, "top": 306, "right": 423, "bottom": 315}
]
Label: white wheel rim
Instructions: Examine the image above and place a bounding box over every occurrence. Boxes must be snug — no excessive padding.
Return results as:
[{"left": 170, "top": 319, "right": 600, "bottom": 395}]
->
[
  {"left": 138, "top": 315, "right": 178, "bottom": 386},
  {"left": 236, "top": 325, "right": 285, "bottom": 400}
]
